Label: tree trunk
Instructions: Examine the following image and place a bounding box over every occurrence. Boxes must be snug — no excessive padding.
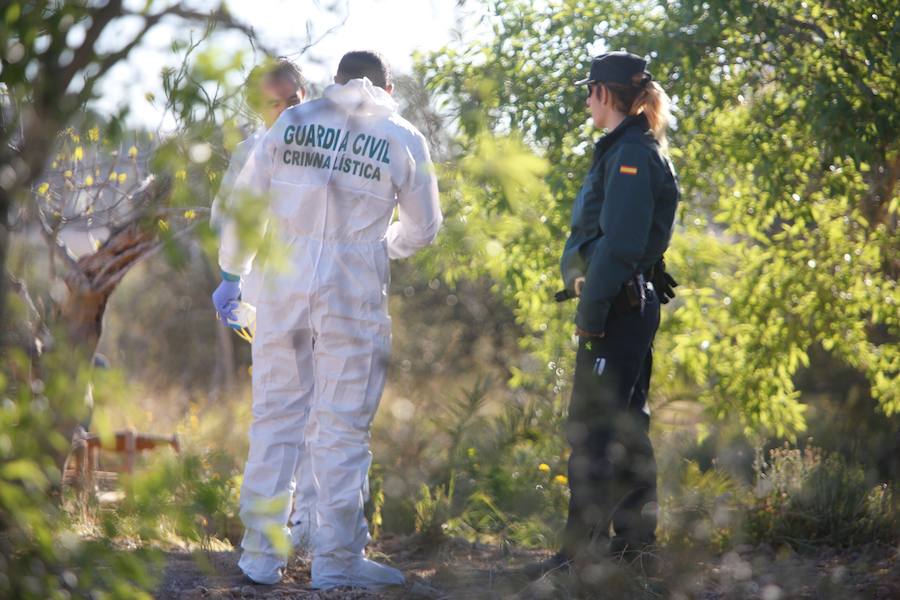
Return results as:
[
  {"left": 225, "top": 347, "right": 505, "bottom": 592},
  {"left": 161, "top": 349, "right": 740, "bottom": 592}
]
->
[
  {"left": 57, "top": 175, "right": 173, "bottom": 354},
  {"left": 60, "top": 223, "right": 157, "bottom": 354},
  {"left": 44, "top": 176, "right": 172, "bottom": 471}
]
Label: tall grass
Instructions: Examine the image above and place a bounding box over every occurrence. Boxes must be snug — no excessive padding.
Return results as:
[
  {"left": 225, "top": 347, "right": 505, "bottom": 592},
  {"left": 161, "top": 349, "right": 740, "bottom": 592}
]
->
[{"left": 748, "top": 444, "right": 898, "bottom": 548}]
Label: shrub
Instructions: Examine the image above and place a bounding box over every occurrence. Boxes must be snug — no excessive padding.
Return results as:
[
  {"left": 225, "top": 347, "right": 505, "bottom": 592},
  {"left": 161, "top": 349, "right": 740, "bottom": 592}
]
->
[
  {"left": 748, "top": 444, "right": 898, "bottom": 548},
  {"left": 414, "top": 482, "right": 455, "bottom": 545},
  {"left": 658, "top": 459, "right": 744, "bottom": 550}
]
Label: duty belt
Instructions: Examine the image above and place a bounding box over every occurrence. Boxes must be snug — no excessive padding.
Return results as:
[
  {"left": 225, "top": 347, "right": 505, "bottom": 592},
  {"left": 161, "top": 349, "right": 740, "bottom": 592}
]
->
[{"left": 554, "top": 273, "right": 648, "bottom": 315}]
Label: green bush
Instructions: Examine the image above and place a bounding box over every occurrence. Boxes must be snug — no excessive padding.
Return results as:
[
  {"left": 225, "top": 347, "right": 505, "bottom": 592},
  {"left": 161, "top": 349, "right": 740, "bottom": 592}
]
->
[
  {"left": 656, "top": 442, "right": 900, "bottom": 554},
  {"left": 414, "top": 481, "right": 455, "bottom": 545},
  {"left": 373, "top": 377, "right": 570, "bottom": 549},
  {"left": 0, "top": 348, "right": 162, "bottom": 599},
  {"left": 658, "top": 459, "right": 744, "bottom": 551},
  {"left": 748, "top": 445, "right": 899, "bottom": 548}
]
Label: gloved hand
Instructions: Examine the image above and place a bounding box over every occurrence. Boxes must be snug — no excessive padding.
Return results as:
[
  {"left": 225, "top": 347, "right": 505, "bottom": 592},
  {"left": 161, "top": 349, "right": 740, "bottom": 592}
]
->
[
  {"left": 651, "top": 259, "right": 678, "bottom": 304},
  {"left": 212, "top": 276, "right": 242, "bottom": 326}
]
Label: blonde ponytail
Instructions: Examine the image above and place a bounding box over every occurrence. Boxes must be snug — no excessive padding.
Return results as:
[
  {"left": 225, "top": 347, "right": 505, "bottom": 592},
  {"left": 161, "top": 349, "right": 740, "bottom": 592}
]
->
[
  {"left": 634, "top": 81, "right": 671, "bottom": 154},
  {"left": 605, "top": 75, "right": 673, "bottom": 155}
]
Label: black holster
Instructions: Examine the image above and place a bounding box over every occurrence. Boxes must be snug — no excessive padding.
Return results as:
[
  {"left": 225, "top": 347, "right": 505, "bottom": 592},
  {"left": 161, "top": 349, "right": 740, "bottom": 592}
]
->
[{"left": 614, "top": 273, "right": 646, "bottom": 315}]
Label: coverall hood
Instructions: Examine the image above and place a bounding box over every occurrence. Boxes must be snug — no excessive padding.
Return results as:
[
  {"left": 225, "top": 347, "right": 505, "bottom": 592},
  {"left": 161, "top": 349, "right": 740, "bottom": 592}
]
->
[{"left": 323, "top": 78, "right": 397, "bottom": 118}]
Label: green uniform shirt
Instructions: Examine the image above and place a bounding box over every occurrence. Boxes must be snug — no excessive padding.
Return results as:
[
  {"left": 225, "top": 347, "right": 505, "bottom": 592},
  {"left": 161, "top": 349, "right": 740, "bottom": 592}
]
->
[{"left": 560, "top": 113, "right": 680, "bottom": 333}]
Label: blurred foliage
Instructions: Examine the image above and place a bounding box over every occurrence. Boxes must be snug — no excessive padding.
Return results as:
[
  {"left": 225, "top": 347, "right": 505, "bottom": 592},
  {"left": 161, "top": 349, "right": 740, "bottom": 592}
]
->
[
  {"left": 658, "top": 459, "right": 744, "bottom": 551},
  {"left": 414, "top": 481, "right": 456, "bottom": 544},
  {"left": 656, "top": 442, "right": 899, "bottom": 555},
  {"left": 417, "top": 0, "right": 899, "bottom": 441},
  {"left": 1, "top": 1, "right": 268, "bottom": 597},
  {"left": 0, "top": 346, "right": 162, "bottom": 599},
  {"left": 373, "top": 376, "right": 570, "bottom": 549},
  {"left": 1, "top": 336, "right": 247, "bottom": 598},
  {"left": 748, "top": 444, "right": 898, "bottom": 548}
]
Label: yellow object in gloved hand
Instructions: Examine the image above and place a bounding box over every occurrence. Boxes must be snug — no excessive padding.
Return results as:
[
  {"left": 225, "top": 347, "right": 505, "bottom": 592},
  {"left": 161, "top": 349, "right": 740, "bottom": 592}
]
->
[{"left": 226, "top": 302, "right": 257, "bottom": 343}]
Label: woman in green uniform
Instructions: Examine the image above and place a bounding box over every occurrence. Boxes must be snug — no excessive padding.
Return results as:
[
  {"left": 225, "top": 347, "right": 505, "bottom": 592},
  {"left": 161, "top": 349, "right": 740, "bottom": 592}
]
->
[{"left": 531, "top": 51, "right": 680, "bottom": 577}]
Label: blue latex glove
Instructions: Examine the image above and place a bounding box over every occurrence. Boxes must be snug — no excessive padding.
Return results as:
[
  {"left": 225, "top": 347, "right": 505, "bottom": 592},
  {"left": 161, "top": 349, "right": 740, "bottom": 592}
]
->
[{"left": 212, "top": 276, "right": 241, "bottom": 326}]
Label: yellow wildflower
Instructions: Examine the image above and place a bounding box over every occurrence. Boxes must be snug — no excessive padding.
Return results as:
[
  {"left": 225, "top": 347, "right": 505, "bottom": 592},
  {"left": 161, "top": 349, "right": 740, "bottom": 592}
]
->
[
  {"left": 109, "top": 171, "right": 117, "bottom": 181},
  {"left": 538, "top": 463, "right": 551, "bottom": 473},
  {"left": 63, "top": 169, "right": 73, "bottom": 178},
  {"left": 553, "top": 474, "right": 568, "bottom": 486},
  {"left": 84, "top": 175, "right": 94, "bottom": 186},
  {"left": 71, "top": 133, "right": 80, "bottom": 143},
  {"left": 183, "top": 209, "right": 196, "bottom": 220},
  {"left": 88, "top": 127, "right": 99, "bottom": 142},
  {"left": 158, "top": 219, "right": 169, "bottom": 232},
  {"left": 37, "top": 182, "right": 50, "bottom": 196},
  {"left": 175, "top": 169, "right": 187, "bottom": 181},
  {"left": 73, "top": 146, "right": 84, "bottom": 161},
  {"left": 117, "top": 173, "right": 127, "bottom": 184},
  {"left": 51, "top": 161, "right": 57, "bottom": 169},
  {"left": 128, "top": 145, "right": 138, "bottom": 159}
]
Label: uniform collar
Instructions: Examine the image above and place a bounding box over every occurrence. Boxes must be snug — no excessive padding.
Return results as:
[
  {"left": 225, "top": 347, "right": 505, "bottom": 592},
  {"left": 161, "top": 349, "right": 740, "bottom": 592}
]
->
[
  {"left": 594, "top": 113, "right": 651, "bottom": 158},
  {"left": 323, "top": 77, "right": 398, "bottom": 118}
]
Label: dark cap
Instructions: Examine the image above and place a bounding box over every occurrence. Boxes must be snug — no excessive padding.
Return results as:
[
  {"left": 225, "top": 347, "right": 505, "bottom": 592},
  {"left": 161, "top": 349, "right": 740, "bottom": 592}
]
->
[{"left": 575, "top": 51, "right": 650, "bottom": 86}]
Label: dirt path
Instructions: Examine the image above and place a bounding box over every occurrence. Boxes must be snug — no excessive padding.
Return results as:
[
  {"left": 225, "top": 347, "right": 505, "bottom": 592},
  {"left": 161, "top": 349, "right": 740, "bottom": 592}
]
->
[
  {"left": 155, "top": 538, "right": 899, "bottom": 599},
  {"left": 154, "top": 536, "right": 544, "bottom": 599}
]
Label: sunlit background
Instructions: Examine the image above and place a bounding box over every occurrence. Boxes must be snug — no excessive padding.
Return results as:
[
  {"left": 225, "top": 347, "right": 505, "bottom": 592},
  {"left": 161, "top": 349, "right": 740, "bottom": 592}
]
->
[{"left": 93, "top": 0, "right": 469, "bottom": 129}]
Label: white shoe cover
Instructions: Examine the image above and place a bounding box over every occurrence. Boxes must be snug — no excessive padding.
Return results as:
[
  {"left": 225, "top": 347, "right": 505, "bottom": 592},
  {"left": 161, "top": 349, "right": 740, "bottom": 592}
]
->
[
  {"left": 311, "top": 556, "right": 405, "bottom": 590},
  {"left": 238, "top": 552, "right": 283, "bottom": 585}
]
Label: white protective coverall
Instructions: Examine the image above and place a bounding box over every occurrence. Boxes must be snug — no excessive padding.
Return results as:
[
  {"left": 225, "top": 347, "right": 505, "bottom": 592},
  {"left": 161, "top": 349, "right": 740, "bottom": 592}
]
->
[
  {"left": 212, "top": 128, "right": 265, "bottom": 305},
  {"left": 219, "top": 78, "right": 442, "bottom": 587},
  {"left": 212, "top": 127, "right": 318, "bottom": 553}
]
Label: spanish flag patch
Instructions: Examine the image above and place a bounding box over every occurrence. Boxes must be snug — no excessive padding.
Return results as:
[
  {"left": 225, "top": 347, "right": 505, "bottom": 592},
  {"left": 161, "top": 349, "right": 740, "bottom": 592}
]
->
[{"left": 619, "top": 165, "right": 638, "bottom": 175}]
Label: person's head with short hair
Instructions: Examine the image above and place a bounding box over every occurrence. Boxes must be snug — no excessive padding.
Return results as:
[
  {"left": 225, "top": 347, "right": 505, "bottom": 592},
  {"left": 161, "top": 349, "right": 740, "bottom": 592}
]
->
[
  {"left": 247, "top": 57, "right": 307, "bottom": 127},
  {"left": 334, "top": 51, "right": 393, "bottom": 94}
]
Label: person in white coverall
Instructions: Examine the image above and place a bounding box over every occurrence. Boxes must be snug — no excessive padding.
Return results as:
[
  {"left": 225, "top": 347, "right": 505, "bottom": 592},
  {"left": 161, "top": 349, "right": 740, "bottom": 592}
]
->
[
  {"left": 209, "top": 58, "right": 320, "bottom": 555},
  {"left": 212, "top": 51, "right": 442, "bottom": 588}
]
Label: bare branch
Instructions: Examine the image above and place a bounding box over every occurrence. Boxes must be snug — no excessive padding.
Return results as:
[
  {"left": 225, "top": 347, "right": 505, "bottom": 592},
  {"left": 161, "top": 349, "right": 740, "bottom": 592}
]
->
[
  {"left": 94, "top": 237, "right": 156, "bottom": 287},
  {"left": 94, "top": 217, "right": 203, "bottom": 296},
  {"left": 76, "top": 12, "right": 168, "bottom": 107},
  {"left": 6, "top": 271, "right": 42, "bottom": 323},
  {"left": 103, "top": 174, "right": 173, "bottom": 240},
  {"left": 162, "top": 5, "right": 276, "bottom": 55},
  {"left": 59, "top": 0, "right": 126, "bottom": 92},
  {"left": 300, "top": 0, "right": 351, "bottom": 55},
  {"left": 4, "top": 271, "right": 51, "bottom": 358},
  {"left": 34, "top": 198, "right": 79, "bottom": 273}
]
